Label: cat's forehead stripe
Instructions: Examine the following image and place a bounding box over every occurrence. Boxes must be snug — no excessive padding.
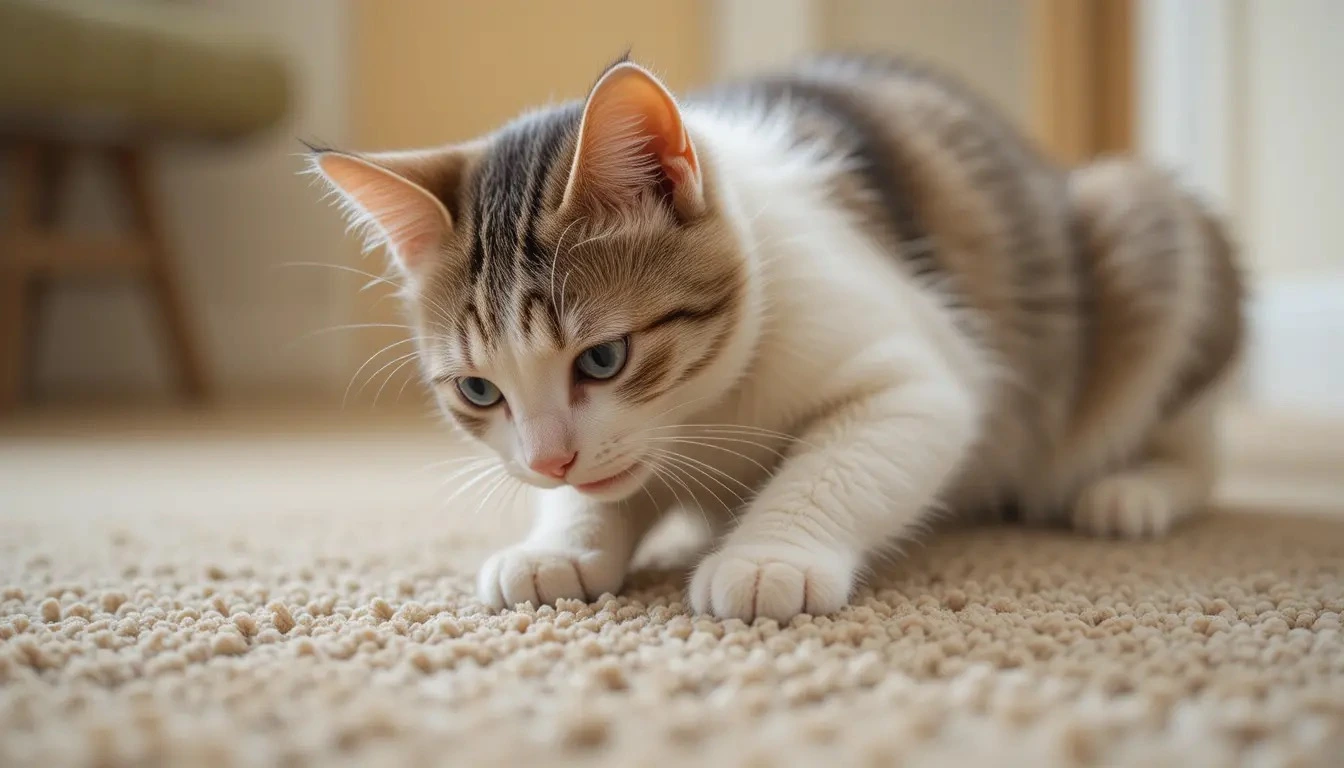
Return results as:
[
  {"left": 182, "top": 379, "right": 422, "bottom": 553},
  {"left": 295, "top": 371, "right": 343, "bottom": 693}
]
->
[
  {"left": 521, "top": 120, "right": 572, "bottom": 272},
  {"left": 466, "top": 105, "right": 581, "bottom": 283},
  {"left": 458, "top": 103, "right": 582, "bottom": 346}
]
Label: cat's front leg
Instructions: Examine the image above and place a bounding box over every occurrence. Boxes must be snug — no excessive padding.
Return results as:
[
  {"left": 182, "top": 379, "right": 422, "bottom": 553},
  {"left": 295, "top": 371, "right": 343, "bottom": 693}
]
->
[
  {"left": 478, "top": 486, "right": 662, "bottom": 610},
  {"left": 690, "top": 373, "right": 979, "bottom": 621}
]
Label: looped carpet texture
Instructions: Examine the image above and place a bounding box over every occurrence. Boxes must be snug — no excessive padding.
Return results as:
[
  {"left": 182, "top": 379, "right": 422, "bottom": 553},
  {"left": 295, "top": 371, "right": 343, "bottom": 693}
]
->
[{"left": 2, "top": 411, "right": 1342, "bottom": 767}]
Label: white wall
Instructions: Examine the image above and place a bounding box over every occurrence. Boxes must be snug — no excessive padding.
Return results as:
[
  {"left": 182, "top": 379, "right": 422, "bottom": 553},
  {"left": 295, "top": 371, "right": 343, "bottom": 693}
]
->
[
  {"left": 1139, "top": 0, "right": 1344, "bottom": 413},
  {"left": 1139, "top": 0, "right": 1344, "bottom": 280},
  {"left": 1137, "top": 0, "right": 1239, "bottom": 212},
  {"left": 1242, "top": 0, "right": 1344, "bottom": 279},
  {"left": 29, "top": 0, "right": 358, "bottom": 401},
  {"left": 1241, "top": 0, "right": 1344, "bottom": 412}
]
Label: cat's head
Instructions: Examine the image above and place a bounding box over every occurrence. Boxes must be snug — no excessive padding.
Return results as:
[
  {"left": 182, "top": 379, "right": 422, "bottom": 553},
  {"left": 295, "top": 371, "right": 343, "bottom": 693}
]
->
[{"left": 310, "top": 60, "right": 757, "bottom": 501}]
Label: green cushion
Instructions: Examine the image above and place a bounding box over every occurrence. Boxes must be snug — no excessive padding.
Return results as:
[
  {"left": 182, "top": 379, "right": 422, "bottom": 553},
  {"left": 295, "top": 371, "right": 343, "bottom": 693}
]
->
[{"left": 0, "top": 0, "right": 290, "bottom": 139}]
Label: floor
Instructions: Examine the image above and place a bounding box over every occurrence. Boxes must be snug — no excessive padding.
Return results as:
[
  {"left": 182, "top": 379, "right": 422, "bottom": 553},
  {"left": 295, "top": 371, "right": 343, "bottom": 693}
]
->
[{"left": 1, "top": 404, "right": 1342, "bottom": 766}]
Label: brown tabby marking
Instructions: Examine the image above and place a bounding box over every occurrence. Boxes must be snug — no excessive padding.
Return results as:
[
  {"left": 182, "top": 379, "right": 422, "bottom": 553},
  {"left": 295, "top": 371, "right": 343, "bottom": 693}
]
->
[{"left": 1167, "top": 208, "right": 1246, "bottom": 412}]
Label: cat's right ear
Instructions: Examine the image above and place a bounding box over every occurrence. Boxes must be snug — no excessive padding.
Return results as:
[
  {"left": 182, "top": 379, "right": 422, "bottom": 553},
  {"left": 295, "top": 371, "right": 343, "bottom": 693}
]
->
[
  {"left": 562, "top": 62, "right": 705, "bottom": 220},
  {"left": 307, "top": 149, "right": 464, "bottom": 280}
]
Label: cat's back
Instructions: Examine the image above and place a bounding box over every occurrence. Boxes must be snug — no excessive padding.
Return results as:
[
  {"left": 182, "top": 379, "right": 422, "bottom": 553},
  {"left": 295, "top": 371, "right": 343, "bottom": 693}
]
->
[
  {"left": 692, "top": 56, "right": 1245, "bottom": 518},
  {"left": 693, "top": 56, "right": 1078, "bottom": 353},
  {"left": 696, "top": 55, "right": 1085, "bottom": 438},
  {"left": 710, "top": 56, "right": 1245, "bottom": 520},
  {"left": 691, "top": 54, "right": 1070, "bottom": 263}
]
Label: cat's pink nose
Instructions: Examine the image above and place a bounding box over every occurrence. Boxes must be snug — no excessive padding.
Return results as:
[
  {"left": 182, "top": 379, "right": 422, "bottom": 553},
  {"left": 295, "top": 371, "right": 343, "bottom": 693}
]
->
[{"left": 530, "top": 451, "right": 576, "bottom": 479}]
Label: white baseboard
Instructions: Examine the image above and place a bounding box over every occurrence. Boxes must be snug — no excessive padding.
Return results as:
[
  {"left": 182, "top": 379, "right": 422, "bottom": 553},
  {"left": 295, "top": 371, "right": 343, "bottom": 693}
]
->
[{"left": 1243, "top": 274, "right": 1344, "bottom": 413}]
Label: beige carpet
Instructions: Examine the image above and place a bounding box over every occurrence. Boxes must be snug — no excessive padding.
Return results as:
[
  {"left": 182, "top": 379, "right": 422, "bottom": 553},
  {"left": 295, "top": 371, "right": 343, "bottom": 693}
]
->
[{"left": 2, "top": 407, "right": 1343, "bottom": 767}]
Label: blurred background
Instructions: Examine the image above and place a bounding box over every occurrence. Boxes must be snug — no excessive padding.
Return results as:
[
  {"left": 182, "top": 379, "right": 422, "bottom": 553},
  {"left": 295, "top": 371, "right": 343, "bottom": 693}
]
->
[
  {"left": 3, "top": 6, "right": 1340, "bottom": 764},
  {"left": 0, "top": 0, "right": 1339, "bottom": 443}
]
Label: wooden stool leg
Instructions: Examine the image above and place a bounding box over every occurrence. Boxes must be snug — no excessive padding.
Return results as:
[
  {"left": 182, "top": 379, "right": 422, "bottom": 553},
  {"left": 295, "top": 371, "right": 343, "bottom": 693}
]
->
[
  {"left": 0, "top": 262, "right": 27, "bottom": 413},
  {"left": 1, "top": 144, "right": 44, "bottom": 413},
  {"left": 24, "top": 144, "right": 71, "bottom": 399},
  {"left": 110, "top": 147, "right": 209, "bottom": 401}
]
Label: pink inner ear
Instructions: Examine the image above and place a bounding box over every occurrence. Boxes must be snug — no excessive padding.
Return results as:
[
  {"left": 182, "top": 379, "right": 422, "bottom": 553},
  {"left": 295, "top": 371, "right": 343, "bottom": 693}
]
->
[
  {"left": 317, "top": 153, "right": 451, "bottom": 273},
  {"left": 565, "top": 64, "right": 705, "bottom": 217}
]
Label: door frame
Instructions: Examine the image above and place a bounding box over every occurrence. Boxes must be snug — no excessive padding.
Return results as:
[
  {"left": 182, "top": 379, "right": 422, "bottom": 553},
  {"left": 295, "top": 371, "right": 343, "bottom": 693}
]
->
[{"left": 1030, "top": 0, "right": 1137, "bottom": 164}]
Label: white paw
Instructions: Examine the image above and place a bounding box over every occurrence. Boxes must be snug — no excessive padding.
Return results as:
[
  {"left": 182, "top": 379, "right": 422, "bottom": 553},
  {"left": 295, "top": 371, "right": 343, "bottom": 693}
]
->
[
  {"left": 689, "top": 544, "right": 853, "bottom": 622},
  {"left": 477, "top": 546, "right": 626, "bottom": 610},
  {"left": 1072, "top": 474, "right": 1176, "bottom": 539}
]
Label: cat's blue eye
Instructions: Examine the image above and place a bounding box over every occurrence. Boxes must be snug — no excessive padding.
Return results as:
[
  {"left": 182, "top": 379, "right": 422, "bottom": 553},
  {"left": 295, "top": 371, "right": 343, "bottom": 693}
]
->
[
  {"left": 576, "top": 338, "right": 629, "bottom": 381},
  {"left": 457, "top": 377, "right": 502, "bottom": 407}
]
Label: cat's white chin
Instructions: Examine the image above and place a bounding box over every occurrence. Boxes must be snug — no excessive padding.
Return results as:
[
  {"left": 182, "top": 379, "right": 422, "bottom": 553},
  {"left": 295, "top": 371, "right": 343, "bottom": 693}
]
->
[{"left": 571, "top": 464, "right": 647, "bottom": 501}]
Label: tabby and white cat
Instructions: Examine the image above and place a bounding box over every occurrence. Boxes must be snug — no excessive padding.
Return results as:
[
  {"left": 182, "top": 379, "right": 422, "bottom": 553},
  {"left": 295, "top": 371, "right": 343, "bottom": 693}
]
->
[{"left": 310, "top": 55, "right": 1243, "bottom": 621}]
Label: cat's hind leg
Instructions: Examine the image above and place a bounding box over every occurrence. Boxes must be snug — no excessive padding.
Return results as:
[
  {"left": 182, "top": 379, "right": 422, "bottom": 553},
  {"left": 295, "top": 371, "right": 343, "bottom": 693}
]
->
[
  {"left": 1070, "top": 394, "right": 1218, "bottom": 539},
  {"left": 1063, "top": 159, "right": 1241, "bottom": 540}
]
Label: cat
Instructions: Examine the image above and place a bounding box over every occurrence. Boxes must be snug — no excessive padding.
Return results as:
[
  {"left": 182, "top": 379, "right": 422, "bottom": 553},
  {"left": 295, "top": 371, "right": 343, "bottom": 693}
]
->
[{"left": 308, "top": 54, "right": 1244, "bottom": 622}]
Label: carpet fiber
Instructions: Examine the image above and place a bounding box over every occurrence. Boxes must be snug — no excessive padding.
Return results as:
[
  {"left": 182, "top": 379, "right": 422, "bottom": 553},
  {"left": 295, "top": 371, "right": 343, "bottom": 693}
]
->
[{"left": 2, "top": 409, "right": 1343, "bottom": 767}]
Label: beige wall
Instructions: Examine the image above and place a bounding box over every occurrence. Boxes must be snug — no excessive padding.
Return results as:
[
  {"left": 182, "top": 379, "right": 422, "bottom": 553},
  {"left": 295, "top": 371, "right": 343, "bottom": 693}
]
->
[
  {"left": 343, "top": 0, "right": 711, "bottom": 403},
  {"left": 713, "top": 0, "right": 820, "bottom": 78},
  {"left": 1242, "top": 0, "right": 1344, "bottom": 278},
  {"left": 27, "top": 0, "right": 358, "bottom": 402},
  {"left": 352, "top": 2, "right": 709, "bottom": 149},
  {"left": 821, "top": 0, "right": 1030, "bottom": 129},
  {"left": 1232, "top": 1, "right": 1343, "bottom": 410}
]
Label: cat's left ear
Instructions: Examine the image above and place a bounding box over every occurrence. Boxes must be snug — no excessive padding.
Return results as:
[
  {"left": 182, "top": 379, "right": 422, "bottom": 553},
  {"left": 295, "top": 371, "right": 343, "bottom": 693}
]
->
[
  {"left": 309, "top": 148, "right": 468, "bottom": 280},
  {"left": 563, "top": 62, "right": 705, "bottom": 219}
]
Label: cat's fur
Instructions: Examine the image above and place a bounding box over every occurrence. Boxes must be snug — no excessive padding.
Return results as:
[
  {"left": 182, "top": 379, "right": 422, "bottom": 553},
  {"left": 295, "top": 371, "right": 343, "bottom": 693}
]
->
[{"left": 310, "top": 55, "right": 1244, "bottom": 621}]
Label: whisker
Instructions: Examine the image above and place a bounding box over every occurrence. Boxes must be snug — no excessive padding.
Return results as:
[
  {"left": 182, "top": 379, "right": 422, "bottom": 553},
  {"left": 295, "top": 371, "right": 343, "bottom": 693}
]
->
[
  {"left": 643, "top": 432, "right": 789, "bottom": 458},
  {"left": 433, "top": 460, "right": 499, "bottom": 492},
  {"left": 642, "top": 446, "right": 747, "bottom": 519},
  {"left": 642, "top": 447, "right": 750, "bottom": 508},
  {"left": 644, "top": 449, "right": 736, "bottom": 514},
  {"left": 563, "top": 228, "right": 617, "bottom": 260},
  {"left": 416, "top": 457, "right": 497, "bottom": 476},
  {"left": 396, "top": 362, "right": 426, "bottom": 403},
  {"left": 458, "top": 471, "right": 508, "bottom": 522},
  {"left": 470, "top": 471, "right": 516, "bottom": 522},
  {"left": 343, "top": 343, "right": 421, "bottom": 407},
  {"left": 646, "top": 455, "right": 708, "bottom": 509},
  {"left": 635, "top": 435, "right": 783, "bottom": 477},
  {"left": 413, "top": 290, "right": 461, "bottom": 330},
  {"left": 639, "top": 422, "right": 795, "bottom": 438},
  {"left": 440, "top": 459, "right": 499, "bottom": 489},
  {"left": 637, "top": 454, "right": 688, "bottom": 511},
  {"left": 285, "top": 322, "right": 418, "bottom": 350},
  {"left": 437, "top": 464, "right": 504, "bottom": 507},
  {"left": 372, "top": 353, "right": 422, "bottom": 407},
  {"left": 442, "top": 468, "right": 507, "bottom": 513},
  {"left": 637, "top": 479, "right": 662, "bottom": 516},
  {"left": 485, "top": 479, "right": 528, "bottom": 531},
  {"left": 638, "top": 393, "right": 715, "bottom": 426},
  {"left": 505, "top": 475, "right": 530, "bottom": 512},
  {"left": 559, "top": 268, "right": 573, "bottom": 327},
  {"left": 634, "top": 422, "right": 814, "bottom": 449},
  {"left": 638, "top": 457, "right": 714, "bottom": 532},
  {"left": 634, "top": 419, "right": 801, "bottom": 443},
  {"left": 549, "top": 216, "right": 585, "bottom": 319},
  {"left": 277, "top": 261, "right": 406, "bottom": 293}
]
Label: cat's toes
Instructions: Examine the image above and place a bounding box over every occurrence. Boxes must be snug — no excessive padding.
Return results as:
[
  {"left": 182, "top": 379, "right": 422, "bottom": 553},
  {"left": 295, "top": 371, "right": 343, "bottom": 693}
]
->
[
  {"left": 1072, "top": 474, "right": 1176, "bottom": 539},
  {"left": 689, "top": 545, "right": 852, "bottom": 622},
  {"left": 477, "top": 546, "right": 625, "bottom": 610}
]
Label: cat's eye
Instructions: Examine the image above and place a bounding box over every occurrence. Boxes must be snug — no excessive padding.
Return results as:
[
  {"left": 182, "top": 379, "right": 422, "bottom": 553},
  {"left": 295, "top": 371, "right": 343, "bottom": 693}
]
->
[
  {"left": 456, "top": 377, "right": 503, "bottom": 408},
  {"left": 576, "top": 338, "right": 629, "bottom": 381}
]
